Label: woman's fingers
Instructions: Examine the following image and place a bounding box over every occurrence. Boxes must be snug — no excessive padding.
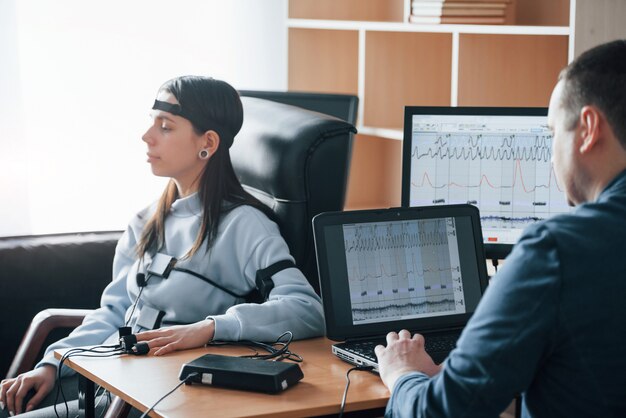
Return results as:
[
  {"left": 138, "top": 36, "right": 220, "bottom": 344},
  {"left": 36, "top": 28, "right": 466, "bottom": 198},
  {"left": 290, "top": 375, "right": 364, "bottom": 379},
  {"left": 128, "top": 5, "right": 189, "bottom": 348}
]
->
[
  {"left": 13, "top": 378, "right": 32, "bottom": 415},
  {"left": 24, "top": 373, "right": 55, "bottom": 413},
  {"left": 143, "top": 335, "right": 174, "bottom": 349},
  {"left": 136, "top": 329, "right": 172, "bottom": 341},
  {"left": 0, "top": 378, "right": 13, "bottom": 410},
  {"left": 154, "top": 342, "right": 179, "bottom": 356},
  {"left": 3, "top": 367, "right": 55, "bottom": 415},
  {"left": 24, "top": 387, "right": 47, "bottom": 413},
  {"left": 4, "top": 377, "right": 20, "bottom": 415}
]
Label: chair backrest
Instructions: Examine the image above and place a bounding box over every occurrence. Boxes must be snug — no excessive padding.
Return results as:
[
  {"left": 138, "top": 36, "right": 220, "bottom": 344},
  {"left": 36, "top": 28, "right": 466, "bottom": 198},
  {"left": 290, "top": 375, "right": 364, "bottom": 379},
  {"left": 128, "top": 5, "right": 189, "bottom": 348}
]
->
[
  {"left": 232, "top": 97, "right": 356, "bottom": 294},
  {"left": 239, "top": 90, "right": 359, "bottom": 126}
]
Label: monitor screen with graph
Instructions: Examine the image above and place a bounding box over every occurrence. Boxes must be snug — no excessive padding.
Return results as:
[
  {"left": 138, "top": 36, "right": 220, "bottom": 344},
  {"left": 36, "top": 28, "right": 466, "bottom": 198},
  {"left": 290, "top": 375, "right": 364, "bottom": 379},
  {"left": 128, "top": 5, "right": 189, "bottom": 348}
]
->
[{"left": 401, "top": 106, "right": 571, "bottom": 259}]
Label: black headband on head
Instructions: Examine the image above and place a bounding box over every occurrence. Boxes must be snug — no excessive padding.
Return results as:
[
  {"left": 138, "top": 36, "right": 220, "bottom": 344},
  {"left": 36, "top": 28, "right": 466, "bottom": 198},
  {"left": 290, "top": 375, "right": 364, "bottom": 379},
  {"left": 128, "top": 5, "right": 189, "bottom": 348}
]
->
[{"left": 152, "top": 100, "right": 233, "bottom": 148}]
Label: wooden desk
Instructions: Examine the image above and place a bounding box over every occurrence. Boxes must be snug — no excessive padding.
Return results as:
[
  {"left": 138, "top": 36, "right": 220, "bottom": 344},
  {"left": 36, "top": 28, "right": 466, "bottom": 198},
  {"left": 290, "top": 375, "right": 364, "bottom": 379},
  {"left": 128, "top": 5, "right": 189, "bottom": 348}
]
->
[{"left": 55, "top": 338, "right": 389, "bottom": 417}]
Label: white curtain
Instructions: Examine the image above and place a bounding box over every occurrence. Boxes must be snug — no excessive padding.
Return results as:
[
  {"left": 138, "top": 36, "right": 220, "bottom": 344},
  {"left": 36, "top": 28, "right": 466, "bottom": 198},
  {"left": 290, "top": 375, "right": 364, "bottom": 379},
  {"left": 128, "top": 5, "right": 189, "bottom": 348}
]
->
[{"left": 0, "top": 0, "right": 287, "bottom": 236}]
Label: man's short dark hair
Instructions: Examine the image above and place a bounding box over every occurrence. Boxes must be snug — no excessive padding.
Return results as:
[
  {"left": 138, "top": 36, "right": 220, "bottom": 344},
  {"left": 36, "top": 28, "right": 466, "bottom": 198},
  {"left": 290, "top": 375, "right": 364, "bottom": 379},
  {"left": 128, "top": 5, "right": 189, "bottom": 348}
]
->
[{"left": 559, "top": 39, "right": 626, "bottom": 149}]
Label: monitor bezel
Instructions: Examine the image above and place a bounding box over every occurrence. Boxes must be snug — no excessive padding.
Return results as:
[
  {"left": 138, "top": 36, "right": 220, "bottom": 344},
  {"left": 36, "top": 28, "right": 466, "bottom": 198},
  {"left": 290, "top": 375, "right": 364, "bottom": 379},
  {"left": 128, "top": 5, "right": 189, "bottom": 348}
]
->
[
  {"left": 313, "top": 204, "right": 489, "bottom": 342},
  {"left": 401, "top": 106, "right": 550, "bottom": 260}
]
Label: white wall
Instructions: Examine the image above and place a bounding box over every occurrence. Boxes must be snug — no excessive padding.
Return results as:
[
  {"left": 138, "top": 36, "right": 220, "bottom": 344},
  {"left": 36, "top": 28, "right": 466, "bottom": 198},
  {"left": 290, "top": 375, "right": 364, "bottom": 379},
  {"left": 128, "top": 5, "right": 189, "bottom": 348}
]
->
[
  {"left": 0, "top": 0, "right": 287, "bottom": 236},
  {"left": 574, "top": 0, "right": 626, "bottom": 57}
]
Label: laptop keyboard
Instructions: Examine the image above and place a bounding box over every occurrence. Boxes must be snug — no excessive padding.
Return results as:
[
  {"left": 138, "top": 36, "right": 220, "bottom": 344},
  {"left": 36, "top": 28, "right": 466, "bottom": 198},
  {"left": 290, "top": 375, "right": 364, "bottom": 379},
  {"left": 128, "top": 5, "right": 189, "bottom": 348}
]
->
[{"left": 340, "top": 333, "right": 459, "bottom": 364}]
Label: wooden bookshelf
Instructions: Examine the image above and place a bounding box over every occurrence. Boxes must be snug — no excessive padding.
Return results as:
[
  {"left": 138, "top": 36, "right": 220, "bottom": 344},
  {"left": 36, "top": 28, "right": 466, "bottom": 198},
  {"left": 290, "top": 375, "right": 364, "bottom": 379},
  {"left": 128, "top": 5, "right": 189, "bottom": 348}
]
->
[
  {"left": 288, "top": 28, "right": 359, "bottom": 94},
  {"left": 287, "top": 0, "right": 626, "bottom": 210},
  {"left": 458, "top": 33, "right": 569, "bottom": 106},
  {"left": 289, "top": 0, "right": 404, "bottom": 22},
  {"left": 364, "top": 31, "right": 452, "bottom": 129},
  {"left": 344, "top": 134, "right": 402, "bottom": 209}
]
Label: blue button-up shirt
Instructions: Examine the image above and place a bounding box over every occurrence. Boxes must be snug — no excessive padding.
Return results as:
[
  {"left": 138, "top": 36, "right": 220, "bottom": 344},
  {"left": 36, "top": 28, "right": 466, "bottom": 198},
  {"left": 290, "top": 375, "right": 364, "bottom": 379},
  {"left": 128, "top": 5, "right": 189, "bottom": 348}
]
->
[{"left": 386, "top": 169, "right": 626, "bottom": 418}]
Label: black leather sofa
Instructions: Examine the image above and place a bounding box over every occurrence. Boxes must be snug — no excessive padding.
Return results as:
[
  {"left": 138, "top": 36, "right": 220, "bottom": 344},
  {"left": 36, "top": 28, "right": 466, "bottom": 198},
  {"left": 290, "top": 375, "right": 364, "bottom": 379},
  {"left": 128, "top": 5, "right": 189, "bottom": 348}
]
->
[{"left": 0, "top": 232, "right": 121, "bottom": 378}]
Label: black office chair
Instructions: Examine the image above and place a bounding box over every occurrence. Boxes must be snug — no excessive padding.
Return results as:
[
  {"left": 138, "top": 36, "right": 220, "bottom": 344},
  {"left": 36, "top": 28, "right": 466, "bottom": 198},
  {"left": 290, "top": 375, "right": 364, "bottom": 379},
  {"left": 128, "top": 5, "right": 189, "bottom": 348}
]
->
[
  {"left": 239, "top": 90, "right": 359, "bottom": 126},
  {"left": 5, "top": 96, "right": 356, "bottom": 417},
  {"left": 233, "top": 97, "right": 356, "bottom": 293}
]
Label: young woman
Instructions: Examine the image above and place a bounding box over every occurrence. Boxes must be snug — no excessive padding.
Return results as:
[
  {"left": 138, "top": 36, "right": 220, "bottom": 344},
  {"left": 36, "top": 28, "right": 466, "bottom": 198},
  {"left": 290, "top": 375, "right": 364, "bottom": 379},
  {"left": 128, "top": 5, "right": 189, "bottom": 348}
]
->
[{"left": 0, "top": 76, "right": 324, "bottom": 416}]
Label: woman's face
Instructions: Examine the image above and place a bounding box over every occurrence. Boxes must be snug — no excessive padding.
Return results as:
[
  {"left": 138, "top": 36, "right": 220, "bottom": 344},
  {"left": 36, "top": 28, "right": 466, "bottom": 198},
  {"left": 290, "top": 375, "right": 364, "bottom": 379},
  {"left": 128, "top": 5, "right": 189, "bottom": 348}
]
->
[{"left": 142, "top": 91, "right": 207, "bottom": 193}]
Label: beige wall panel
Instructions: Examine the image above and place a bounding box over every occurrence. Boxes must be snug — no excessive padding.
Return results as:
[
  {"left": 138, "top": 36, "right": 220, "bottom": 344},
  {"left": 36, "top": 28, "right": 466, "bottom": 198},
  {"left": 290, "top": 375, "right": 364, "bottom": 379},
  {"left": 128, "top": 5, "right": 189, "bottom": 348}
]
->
[
  {"left": 345, "top": 134, "right": 402, "bottom": 210},
  {"left": 516, "top": 0, "right": 569, "bottom": 26},
  {"left": 458, "top": 34, "right": 568, "bottom": 107},
  {"left": 574, "top": 0, "right": 626, "bottom": 57},
  {"left": 364, "top": 32, "right": 452, "bottom": 129},
  {"left": 289, "top": 0, "right": 404, "bottom": 22},
  {"left": 288, "top": 28, "right": 359, "bottom": 95}
]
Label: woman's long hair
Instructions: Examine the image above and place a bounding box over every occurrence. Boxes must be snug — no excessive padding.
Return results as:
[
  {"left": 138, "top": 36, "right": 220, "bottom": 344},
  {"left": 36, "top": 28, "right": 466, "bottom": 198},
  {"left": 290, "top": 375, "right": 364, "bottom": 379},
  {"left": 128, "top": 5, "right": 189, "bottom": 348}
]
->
[{"left": 137, "top": 76, "right": 274, "bottom": 259}]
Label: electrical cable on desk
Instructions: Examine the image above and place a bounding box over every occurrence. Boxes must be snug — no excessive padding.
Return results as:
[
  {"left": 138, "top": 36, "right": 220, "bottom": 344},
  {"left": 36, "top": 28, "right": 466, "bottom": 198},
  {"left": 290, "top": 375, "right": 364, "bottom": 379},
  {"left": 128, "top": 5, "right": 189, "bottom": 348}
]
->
[
  {"left": 138, "top": 332, "right": 298, "bottom": 416},
  {"left": 138, "top": 372, "right": 199, "bottom": 418},
  {"left": 208, "top": 331, "right": 303, "bottom": 362},
  {"left": 54, "top": 345, "right": 124, "bottom": 418},
  {"left": 339, "top": 366, "right": 375, "bottom": 418}
]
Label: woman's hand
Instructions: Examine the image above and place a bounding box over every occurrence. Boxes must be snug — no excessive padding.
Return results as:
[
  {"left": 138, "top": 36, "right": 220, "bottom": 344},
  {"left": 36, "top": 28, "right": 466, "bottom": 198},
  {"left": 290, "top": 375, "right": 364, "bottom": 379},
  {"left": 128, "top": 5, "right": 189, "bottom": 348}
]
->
[
  {"left": 0, "top": 365, "right": 56, "bottom": 415},
  {"left": 136, "top": 319, "right": 216, "bottom": 356}
]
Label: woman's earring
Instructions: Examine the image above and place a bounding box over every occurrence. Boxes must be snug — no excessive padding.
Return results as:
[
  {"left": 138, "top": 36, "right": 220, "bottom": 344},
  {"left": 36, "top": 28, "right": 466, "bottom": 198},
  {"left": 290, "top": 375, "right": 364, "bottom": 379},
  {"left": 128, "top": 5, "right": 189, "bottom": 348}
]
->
[{"left": 198, "top": 149, "right": 210, "bottom": 160}]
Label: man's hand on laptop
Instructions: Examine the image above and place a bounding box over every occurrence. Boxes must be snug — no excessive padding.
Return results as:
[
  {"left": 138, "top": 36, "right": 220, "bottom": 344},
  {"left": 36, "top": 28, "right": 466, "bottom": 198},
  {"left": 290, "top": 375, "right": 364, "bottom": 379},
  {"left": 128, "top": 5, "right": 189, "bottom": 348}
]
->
[{"left": 375, "top": 329, "right": 442, "bottom": 392}]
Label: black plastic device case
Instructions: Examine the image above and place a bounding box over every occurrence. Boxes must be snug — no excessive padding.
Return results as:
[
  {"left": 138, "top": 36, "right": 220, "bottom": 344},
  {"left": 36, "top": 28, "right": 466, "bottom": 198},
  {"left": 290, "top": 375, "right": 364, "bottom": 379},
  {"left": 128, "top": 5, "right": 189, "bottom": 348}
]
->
[{"left": 179, "top": 354, "right": 303, "bottom": 393}]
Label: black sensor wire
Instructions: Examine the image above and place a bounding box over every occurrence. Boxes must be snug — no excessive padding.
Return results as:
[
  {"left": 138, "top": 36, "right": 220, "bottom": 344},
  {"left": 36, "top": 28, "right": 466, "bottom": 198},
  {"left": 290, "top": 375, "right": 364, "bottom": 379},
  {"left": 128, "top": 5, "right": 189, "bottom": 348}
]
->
[
  {"left": 339, "top": 366, "right": 375, "bottom": 418},
  {"left": 208, "top": 331, "right": 302, "bottom": 362},
  {"left": 54, "top": 345, "right": 123, "bottom": 418},
  {"left": 138, "top": 372, "right": 199, "bottom": 418},
  {"left": 125, "top": 272, "right": 154, "bottom": 327}
]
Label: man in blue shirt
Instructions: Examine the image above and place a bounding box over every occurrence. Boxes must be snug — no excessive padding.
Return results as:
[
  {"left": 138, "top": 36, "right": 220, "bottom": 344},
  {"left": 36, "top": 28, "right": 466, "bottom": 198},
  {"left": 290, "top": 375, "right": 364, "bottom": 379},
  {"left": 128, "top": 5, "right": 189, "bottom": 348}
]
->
[{"left": 375, "top": 39, "right": 626, "bottom": 417}]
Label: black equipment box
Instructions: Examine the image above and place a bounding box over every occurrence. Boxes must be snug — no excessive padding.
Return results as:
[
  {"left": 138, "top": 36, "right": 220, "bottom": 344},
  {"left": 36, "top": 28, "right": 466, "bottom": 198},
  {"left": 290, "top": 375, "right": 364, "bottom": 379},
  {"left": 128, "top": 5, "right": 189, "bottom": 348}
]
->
[{"left": 179, "top": 354, "right": 303, "bottom": 393}]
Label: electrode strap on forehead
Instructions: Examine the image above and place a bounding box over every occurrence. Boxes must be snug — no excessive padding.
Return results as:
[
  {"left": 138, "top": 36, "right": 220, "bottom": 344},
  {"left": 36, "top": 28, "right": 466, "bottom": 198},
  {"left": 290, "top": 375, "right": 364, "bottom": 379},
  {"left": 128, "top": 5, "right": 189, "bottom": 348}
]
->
[
  {"left": 152, "top": 99, "right": 187, "bottom": 118},
  {"left": 152, "top": 99, "right": 233, "bottom": 147}
]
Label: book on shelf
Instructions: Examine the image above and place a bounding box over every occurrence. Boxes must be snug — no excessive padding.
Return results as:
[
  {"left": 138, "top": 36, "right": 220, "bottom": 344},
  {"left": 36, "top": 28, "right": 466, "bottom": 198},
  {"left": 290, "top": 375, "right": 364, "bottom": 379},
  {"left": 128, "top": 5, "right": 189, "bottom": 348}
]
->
[
  {"left": 409, "top": 0, "right": 515, "bottom": 25},
  {"left": 412, "top": 2, "right": 509, "bottom": 9},
  {"left": 409, "top": 14, "right": 507, "bottom": 24},
  {"left": 411, "top": 0, "right": 511, "bottom": 3},
  {"left": 411, "top": 7, "right": 506, "bottom": 17}
]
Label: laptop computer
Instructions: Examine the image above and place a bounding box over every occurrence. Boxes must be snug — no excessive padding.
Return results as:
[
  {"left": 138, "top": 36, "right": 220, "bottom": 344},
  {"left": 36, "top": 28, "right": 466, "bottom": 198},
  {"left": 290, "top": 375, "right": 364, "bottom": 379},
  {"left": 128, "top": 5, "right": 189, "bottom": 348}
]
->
[{"left": 313, "top": 204, "right": 489, "bottom": 371}]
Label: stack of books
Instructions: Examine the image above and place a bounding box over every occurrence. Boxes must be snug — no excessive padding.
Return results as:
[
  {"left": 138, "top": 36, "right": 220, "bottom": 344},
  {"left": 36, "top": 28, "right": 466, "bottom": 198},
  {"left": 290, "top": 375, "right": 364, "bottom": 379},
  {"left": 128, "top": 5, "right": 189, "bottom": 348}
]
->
[{"left": 410, "top": 0, "right": 515, "bottom": 25}]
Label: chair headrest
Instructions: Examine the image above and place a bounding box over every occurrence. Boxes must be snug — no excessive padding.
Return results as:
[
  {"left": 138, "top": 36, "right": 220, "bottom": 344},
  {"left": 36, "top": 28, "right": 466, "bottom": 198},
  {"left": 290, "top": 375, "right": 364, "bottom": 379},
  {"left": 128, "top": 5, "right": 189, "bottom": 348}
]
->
[
  {"left": 232, "top": 97, "right": 356, "bottom": 201},
  {"left": 231, "top": 97, "right": 356, "bottom": 293}
]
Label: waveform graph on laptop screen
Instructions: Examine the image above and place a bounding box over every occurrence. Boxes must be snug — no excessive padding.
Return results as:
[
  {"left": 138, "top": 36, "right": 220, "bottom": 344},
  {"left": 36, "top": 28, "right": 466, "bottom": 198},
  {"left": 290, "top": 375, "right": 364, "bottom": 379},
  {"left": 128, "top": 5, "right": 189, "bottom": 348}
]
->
[
  {"left": 402, "top": 108, "right": 571, "bottom": 257},
  {"left": 343, "top": 218, "right": 467, "bottom": 325}
]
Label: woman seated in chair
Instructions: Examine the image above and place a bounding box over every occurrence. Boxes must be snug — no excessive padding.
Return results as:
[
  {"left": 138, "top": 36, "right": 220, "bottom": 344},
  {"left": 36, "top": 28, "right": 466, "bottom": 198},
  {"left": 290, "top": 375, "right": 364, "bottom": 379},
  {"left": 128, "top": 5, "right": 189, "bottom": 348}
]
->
[{"left": 0, "top": 76, "right": 324, "bottom": 417}]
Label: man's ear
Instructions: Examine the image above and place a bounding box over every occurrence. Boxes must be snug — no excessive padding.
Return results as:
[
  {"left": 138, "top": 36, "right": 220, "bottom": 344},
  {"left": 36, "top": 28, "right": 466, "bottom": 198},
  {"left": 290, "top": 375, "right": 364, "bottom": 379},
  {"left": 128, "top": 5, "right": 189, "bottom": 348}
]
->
[
  {"left": 578, "top": 105, "right": 602, "bottom": 154},
  {"left": 203, "top": 130, "right": 221, "bottom": 155}
]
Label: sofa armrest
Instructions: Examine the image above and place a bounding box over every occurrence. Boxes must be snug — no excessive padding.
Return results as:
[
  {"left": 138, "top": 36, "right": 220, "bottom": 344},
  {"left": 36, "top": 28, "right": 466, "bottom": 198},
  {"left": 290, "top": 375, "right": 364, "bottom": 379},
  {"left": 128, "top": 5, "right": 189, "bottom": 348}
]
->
[{"left": 6, "top": 308, "right": 94, "bottom": 378}]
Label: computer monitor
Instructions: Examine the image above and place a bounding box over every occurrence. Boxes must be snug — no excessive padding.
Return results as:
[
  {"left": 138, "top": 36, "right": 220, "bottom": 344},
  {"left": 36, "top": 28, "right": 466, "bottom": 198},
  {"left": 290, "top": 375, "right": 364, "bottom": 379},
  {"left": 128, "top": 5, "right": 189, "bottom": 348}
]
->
[{"left": 401, "top": 106, "right": 571, "bottom": 259}]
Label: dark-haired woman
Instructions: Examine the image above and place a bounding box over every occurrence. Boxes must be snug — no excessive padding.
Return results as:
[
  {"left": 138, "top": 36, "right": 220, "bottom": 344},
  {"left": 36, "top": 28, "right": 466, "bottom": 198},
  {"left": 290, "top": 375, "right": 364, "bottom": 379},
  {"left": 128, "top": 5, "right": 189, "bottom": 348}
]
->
[{"left": 0, "top": 76, "right": 324, "bottom": 417}]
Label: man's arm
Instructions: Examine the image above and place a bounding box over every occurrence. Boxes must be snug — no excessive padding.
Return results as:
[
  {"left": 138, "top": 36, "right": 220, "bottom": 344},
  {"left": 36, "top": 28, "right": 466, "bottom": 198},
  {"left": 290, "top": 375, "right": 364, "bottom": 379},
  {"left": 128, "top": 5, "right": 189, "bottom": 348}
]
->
[
  {"left": 375, "top": 330, "right": 441, "bottom": 391},
  {"left": 376, "top": 223, "right": 561, "bottom": 417}
]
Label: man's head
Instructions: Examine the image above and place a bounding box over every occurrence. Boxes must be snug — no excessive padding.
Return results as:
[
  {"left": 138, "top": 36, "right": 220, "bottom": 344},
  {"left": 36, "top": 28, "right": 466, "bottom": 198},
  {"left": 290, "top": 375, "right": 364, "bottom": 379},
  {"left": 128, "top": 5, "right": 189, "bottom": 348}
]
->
[{"left": 548, "top": 40, "right": 626, "bottom": 205}]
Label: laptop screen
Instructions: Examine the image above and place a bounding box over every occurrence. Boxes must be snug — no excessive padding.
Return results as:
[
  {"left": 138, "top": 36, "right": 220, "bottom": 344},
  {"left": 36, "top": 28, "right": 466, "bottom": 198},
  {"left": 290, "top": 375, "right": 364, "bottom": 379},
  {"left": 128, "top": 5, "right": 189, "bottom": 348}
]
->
[{"left": 313, "top": 205, "right": 489, "bottom": 341}]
